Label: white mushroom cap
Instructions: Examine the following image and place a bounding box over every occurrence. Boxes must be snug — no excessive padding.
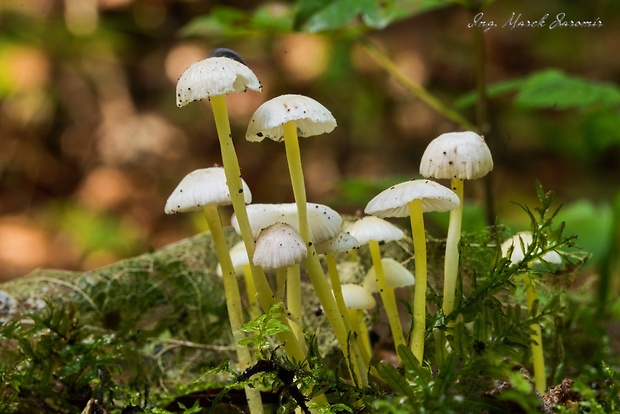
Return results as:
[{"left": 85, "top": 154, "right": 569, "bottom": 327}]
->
[
  {"left": 345, "top": 216, "right": 405, "bottom": 245},
  {"left": 340, "top": 284, "right": 376, "bottom": 310},
  {"left": 216, "top": 241, "right": 249, "bottom": 278},
  {"left": 176, "top": 57, "right": 262, "bottom": 107},
  {"left": 231, "top": 202, "right": 342, "bottom": 243},
  {"left": 246, "top": 94, "right": 337, "bottom": 142},
  {"left": 315, "top": 232, "right": 360, "bottom": 255},
  {"left": 501, "top": 231, "right": 562, "bottom": 265},
  {"left": 165, "top": 167, "right": 251, "bottom": 214},
  {"left": 253, "top": 223, "right": 307, "bottom": 269},
  {"left": 363, "top": 258, "right": 415, "bottom": 292},
  {"left": 419, "top": 131, "right": 493, "bottom": 180},
  {"left": 364, "top": 179, "right": 460, "bottom": 218}
]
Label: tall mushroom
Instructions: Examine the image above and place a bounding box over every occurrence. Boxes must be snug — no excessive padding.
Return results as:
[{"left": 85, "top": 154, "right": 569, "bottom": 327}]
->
[
  {"left": 164, "top": 167, "right": 263, "bottom": 414},
  {"left": 176, "top": 49, "right": 277, "bottom": 324},
  {"left": 347, "top": 216, "right": 407, "bottom": 354},
  {"left": 365, "top": 179, "right": 460, "bottom": 363},
  {"left": 419, "top": 131, "right": 493, "bottom": 319},
  {"left": 246, "top": 98, "right": 368, "bottom": 386}
]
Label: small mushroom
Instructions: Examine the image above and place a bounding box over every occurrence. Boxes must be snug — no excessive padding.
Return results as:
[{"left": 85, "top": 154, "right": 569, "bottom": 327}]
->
[
  {"left": 341, "top": 283, "right": 376, "bottom": 362},
  {"left": 501, "top": 231, "right": 562, "bottom": 394},
  {"left": 347, "top": 216, "right": 407, "bottom": 354},
  {"left": 365, "top": 178, "right": 459, "bottom": 362}
]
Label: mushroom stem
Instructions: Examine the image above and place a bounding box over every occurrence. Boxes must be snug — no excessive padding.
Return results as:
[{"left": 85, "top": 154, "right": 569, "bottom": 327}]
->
[
  {"left": 348, "top": 308, "right": 372, "bottom": 365},
  {"left": 305, "top": 249, "right": 368, "bottom": 386},
  {"left": 368, "top": 240, "right": 406, "bottom": 354},
  {"left": 202, "top": 204, "right": 264, "bottom": 414},
  {"left": 442, "top": 178, "right": 464, "bottom": 318},
  {"left": 282, "top": 120, "right": 310, "bottom": 241},
  {"left": 241, "top": 264, "right": 260, "bottom": 320},
  {"left": 209, "top": 95, "right": 306, "bottom": 363},
  {"left": 408, "top": 199, "right": 427, "bottom": 363},
  {"left": 275, "top": 268, "right": 287, "bottom": 303},
  {"left": 326, "top": 253, "right": 364, "bottom": 363},
  {"left": 287, "top": 264, "right": 304, "bottom": 341},
  {"left": 525, "top": 275, "right": 546, "bottom": 394},
  {"left": 280, "top": 119, "right": 367, "bottom": 385}
]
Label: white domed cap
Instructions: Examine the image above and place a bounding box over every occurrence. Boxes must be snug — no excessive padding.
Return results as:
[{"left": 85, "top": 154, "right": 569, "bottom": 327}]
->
[
  {"left": 253, "top": 223, "right": 307, "bottom": 269},
  {"left": 340, "top": 284, "right": 376, "bottom": 310},
  {"left": 216, "top": 241, "right": 249, "bottom": 278},
  {"left": 345, "top": 216, "right": 405, "bottom": 245},
  {"left": 231, "top": 202, "right": 342, "bottom": 243},
  {"left": 165, "top": 167, "right": 251, "bottom": 214},
  {"left": 420, "top": 131, "right": 493, "bottom": 180},
  {"left": 364, "top": 179, "right": 460, "bottom": 218},
  {"left": 176, "top": 57, "right": 262, "bottom": 107},
  {"left": 501, "top": 231, "right": 562, "bottom": 265},
  {"left": 315, "top": 232, "right": 360, "bottom": 255},
  {"left": 363, "top": 258, "right": 415, "bottom": 292},
  {"left": 246, "top": 94, "right": 337, "bottom": 142}
]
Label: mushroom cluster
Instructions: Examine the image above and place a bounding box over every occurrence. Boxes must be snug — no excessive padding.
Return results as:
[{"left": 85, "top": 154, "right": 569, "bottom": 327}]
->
[{"left": 164, "top": 47, "right": 537, "bottom": 409}]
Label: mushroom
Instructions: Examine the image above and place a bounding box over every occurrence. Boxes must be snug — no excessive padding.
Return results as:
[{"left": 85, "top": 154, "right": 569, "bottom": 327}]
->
[
  {"left": 341, "top": 283, "right": 376, "bottom": 363},
  {"left": 419, "top": 131, "right": 493, "bottom": 319},
  {"left": 346, "top": 216, "right": 407, "bottom": 354},
  {"left": 501, "top": 231, "right": 562, "bottom": 394},
  {"left": 176, "top": 49, "right": 278, "bottom": 330},
  {"left": 254, "top": 223, "right": 307, "bottom": 343},
  {"left": 164, "top": 167, "right": 262, "bottom": 413},
  {"left": 365, "top": 179, "right": 459, "bottom": 363},
  {"left": 231, "top": 202, "right": 342, "bottom": 243}
]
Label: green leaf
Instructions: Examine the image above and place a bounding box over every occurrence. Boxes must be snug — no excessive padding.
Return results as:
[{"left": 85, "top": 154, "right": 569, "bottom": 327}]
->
[
  {"left": 298, "top": 0, "right": 451, "bottom": 32},
  {"left": 376, "top": 362, "right": 417, "bottom": 403},
  {"left": 454, "top": 77, "right": 524, "bottom": 108},
  {"left": 302, "top": 0, "right": 371, "bottom": 32},
  {"left": 456, "top": 70, "right": 620, "bottom": 111},
  {"left": 515, "top": 70, "right": 620, "bottom": 110},
  {"left": 582, "top": 109, "right": 620, "bottom": 152}
]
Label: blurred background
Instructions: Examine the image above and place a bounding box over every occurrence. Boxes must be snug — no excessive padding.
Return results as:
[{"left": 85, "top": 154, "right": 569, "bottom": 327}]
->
[{"left": 0, "top": 0, "right": 618, "bottom": 281}]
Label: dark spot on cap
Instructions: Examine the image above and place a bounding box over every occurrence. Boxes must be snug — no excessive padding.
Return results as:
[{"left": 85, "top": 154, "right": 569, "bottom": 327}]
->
[
  {"left": 256, "top": 132, "right": 263, "bottom": 137},
  {"left": 210, "top": 48, "right": 248, "bottom": 66}
]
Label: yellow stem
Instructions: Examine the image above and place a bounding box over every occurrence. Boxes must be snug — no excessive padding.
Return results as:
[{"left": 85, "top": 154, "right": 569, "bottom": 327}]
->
[
  {"left": 360, "top": 37, "right": 477, "bottom": 132},
  {"left": 209, "top": 95, "right": 305, "bottom": 363},
  {"left": 287, "top": 264, "right": 304, "bottom": 342},
  {"left": 202, "top": 205, "right": 263, "bottom": 414},
  {"left": 408, "top": 199, "right": 427, "bottom": 363},
  {"left": 443, "top": 179, "right": 464, "bottom": 317},
  {"left": 349, "top": 309, "right": 371, "bottom": 366},
  {"left": 368, "top": 240, "right": 406, "bottom": 354},
  {"left": 275, "top": 268, "right": 287, "bottom": 303},
  {"left": 281, "top": 118, "right": 367, "bottom": 385},
  {"left": 242, "top": 264, "right": 260, "bottom": 320},
  {"left": 282, "top": 120, "right": 309, "bottom": 242},
  {"left": 525, "top": 275, "right": 546, "bottom": 394}
]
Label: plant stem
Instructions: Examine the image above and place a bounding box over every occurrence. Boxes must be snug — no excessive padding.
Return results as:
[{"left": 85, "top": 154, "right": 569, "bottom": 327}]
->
[
  {"left": 359, "top": 37, "right": 477, "bottom": 132},
  {"left": 443, "top": 179, "right": 464, "bottom": 318},
  {"left": 408, "top": 199, "right": 427, "bottom": 363},
  {"left": 209, "top": 95, "right": 306, "bottom": 363},
  {"left": 525, "top": 275, "right": 546, "bottom": 394},
  {"left": 368, "top": 240, "right": 406, "bottom": 354},
  {"left": 281, "top": 118, "right": 368, "bottom": 386},
  {"left": 471, "top": 13, "right": 495, "bottom": 226},
  {"left": 202, "top": 204, "right": 263, "bottom": 414}
]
